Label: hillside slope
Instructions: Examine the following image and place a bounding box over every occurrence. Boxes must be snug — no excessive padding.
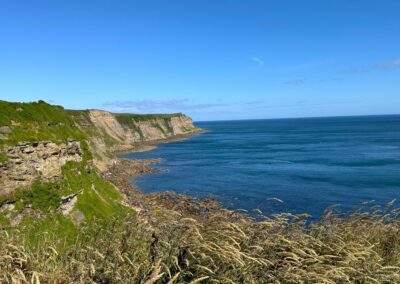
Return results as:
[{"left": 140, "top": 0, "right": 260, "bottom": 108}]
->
[{"left": 0, "top": 100, "right": 199, "bottom": 193}]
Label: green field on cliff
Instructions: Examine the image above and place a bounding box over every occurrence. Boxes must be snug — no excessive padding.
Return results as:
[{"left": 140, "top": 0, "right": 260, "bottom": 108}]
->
[{"left": 0, "top": 100, "right": 86, "bottom": 146}]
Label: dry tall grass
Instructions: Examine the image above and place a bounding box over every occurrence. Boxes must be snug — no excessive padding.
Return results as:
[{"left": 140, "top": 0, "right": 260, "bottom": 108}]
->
[{"left": 1, "top": 197, "right": 400, "bottom": 283}]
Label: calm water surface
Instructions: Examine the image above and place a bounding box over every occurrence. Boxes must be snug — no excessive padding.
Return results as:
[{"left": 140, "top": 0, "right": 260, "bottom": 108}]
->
[{"left": 125, "top": 115, "right": 400, "bottom": 218}]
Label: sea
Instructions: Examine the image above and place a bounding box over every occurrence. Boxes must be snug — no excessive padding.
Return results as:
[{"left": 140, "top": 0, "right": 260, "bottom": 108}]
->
[{"left": 124, "top": 115, "right": 400, "bottom": 219}]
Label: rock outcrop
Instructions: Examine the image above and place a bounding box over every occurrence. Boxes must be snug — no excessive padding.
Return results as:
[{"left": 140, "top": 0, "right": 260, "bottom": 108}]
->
[
  {"left": 88, "top": 110, "right": 198, "bottom": 144},
  {"left": 83, "top": 110, "right": 199, "bottom": 169},
  {"left": 0, "top": 141, "right": 82, "bottom": 195},
  {"left": 59, "top": 193, "right": 79, "bottom": 216},
  {"left": 88, "top": 110, "right": 140, "bottom": 144}
]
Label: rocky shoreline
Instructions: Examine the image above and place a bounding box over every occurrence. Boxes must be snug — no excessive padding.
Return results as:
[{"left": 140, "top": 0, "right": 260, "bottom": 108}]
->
[
  {"left": 101, "top": 129, "right": 203, "bottom": 205},
  {"left": 102, "top": 130, "right": 247, "bottom": 221},
  {"left": 102, "top": 157, "right": 247, "bottom": 224},
  {"left": 101, "top": 158, "right": 159, "bottom": 209},
  {"left": 113, "top": 128, "right": 205, "bottom": 157}
]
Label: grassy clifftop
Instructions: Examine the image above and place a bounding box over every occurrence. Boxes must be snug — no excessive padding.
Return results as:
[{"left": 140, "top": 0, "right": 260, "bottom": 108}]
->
[
  {"left": 0, "top": 100, "right": 86, "bottom": 146},
  {"left": 0, "top": 101, "right": 198, "bottom": 167},
  {"left": 0, "top": 100, "right": 196, "bottom": 147},
  {"left": 0, "top": 101, "right": 132, "bottom": 250},
  {"left": 115, "top": 112, "right": 185, "bottom": 121}
]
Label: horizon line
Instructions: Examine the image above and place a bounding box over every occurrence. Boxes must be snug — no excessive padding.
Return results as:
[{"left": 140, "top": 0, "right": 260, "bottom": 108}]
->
[{"left": 194, "top": 113, "right": 400, "bottom": 123}]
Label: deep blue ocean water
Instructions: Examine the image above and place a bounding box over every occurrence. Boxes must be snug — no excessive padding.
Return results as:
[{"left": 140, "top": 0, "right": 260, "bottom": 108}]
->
[{"left": 125, "top": 115, "right": 400, "bottom": 218}]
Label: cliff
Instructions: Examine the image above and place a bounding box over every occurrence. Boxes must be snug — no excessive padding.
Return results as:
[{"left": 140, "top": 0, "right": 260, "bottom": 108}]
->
[
  {"left": 0, "top": 99, "right": 200, "bottom": 242},
  {"left": 0, "top": 100, "right": 199, "bottom": 194},
  {"left": 70, "top": 109, "right": 199, "bottom": 169},
  {"left": 92, "top": 110, "right": 197, "bottom": 143}
]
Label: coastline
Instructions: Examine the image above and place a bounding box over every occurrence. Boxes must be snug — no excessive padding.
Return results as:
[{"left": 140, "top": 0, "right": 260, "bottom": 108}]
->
[
  {"left": 107, "top": 128, "right": 205, "bottom": 201},
  {"left": 102, "top": 128, "right": 238, "bottom": 218},
  {"left": 102, "top": 129, "right": 247, "bottom": 221},
  {"left": 115, "top": 128, "right": 205, "bottom": 157}
]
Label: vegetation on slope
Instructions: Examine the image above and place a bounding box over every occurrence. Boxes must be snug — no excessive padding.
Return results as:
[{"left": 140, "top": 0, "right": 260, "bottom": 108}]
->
[
  {"left": 0, "top": 160, "right": 130, "bottom": 251},
  {"left": 115, "top": 113, "right": 186, "bottom": 136},
  {"left": 0, "top": 101, "right": 131, "bottom": 269},
  {"left": 0, "top": 152, "right": 8, "bottom": 163},
  {"left": 0, "top": 100, "right": 86, "bottom": 146},
  {"left": 115, "top": 112, "right": 185, "bottom": 122},
  {"left": 1, "top": 199, "right": 400, "bottom": 283},
  {"left": 68, "top": 109, "right": 120, "bottom": 149}
]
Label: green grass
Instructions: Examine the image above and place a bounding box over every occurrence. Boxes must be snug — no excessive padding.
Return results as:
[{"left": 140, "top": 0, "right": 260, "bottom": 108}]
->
[
  {"left": 60, "top": 161, "right": 127, "bottom": 220},
  {"left": 0, "top": 182, "right": 59, "bottom": 212},
  {"left": 115, "top": 112, "right": 184, "bottom": 122},
  {"left": 0, "top": 152, "right": 8, "bottom": 163},
  {"left": 0, "top": 160, "right": 129, "bottom": 256},
  {"left": 0, "top": 213, "right": 10, "bottom": 228},
  {"left": 1, "top": 161, "right": 125, "bottom": 215},
  {"left": 0, "top": 100, "right": 87, "bottom": 146},
  {"left": 19, "top": 214, "right": 78, "bottom": 248},
  {"left": 0, "top": 100, "right": 127, "bottom": 237},
  {"left": 20, "top": 181, "right": 61, "bottom": 213},
  {"left": 60, "top": 161, "right": 127, "bottom": 219},
  {"left": 1, "top": 202, "right": 400, "bottom": 283}
]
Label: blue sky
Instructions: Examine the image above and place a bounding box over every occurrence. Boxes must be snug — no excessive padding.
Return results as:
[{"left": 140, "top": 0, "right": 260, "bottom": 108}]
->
[{"left": 1, "top": 0, "right": 399, "bottom": 121}]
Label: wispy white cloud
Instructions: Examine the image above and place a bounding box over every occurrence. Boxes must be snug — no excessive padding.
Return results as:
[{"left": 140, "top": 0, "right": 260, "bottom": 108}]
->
[
  {"left": 102, "top": 99, "right": 229, "bottom": 113},
  {"left": 374, "top": 58, "right": 400, "bottom": 70},
  {"left": 247, "top": 99, "right": 362, "bottom": 110},
  {"left": 284, "top": 79, "right": 305, "bottom": 86},
  {"left": 251, "top": 56, "right": 264, "bottom": 66},
  {"left": 341, "top": 57, "right": 400, "bottom": 74}
]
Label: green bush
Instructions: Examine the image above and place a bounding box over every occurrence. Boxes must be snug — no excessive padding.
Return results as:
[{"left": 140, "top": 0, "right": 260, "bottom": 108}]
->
[{"left": 20, "top": 181, "right": 61, "bottom": 213}]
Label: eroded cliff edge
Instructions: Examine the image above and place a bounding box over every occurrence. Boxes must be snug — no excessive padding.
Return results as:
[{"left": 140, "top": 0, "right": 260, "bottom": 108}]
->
[
  {"left": 72, "top": 109, "right": 200, "bottom": 169},
  {"left": 0, "top": 100, "right": 200, "bottom": 194}
]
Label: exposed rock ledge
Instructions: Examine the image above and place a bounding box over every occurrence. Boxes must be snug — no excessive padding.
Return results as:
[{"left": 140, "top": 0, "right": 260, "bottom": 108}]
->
[
  {"left": 0, "top": 141, "right": 82, "bottom": 195},
  {"left": 88, "top": 109, "right": 199, "bottom": 145},
  {"left": 85, "top": 110, "right": 200, "bottom": 170}
]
